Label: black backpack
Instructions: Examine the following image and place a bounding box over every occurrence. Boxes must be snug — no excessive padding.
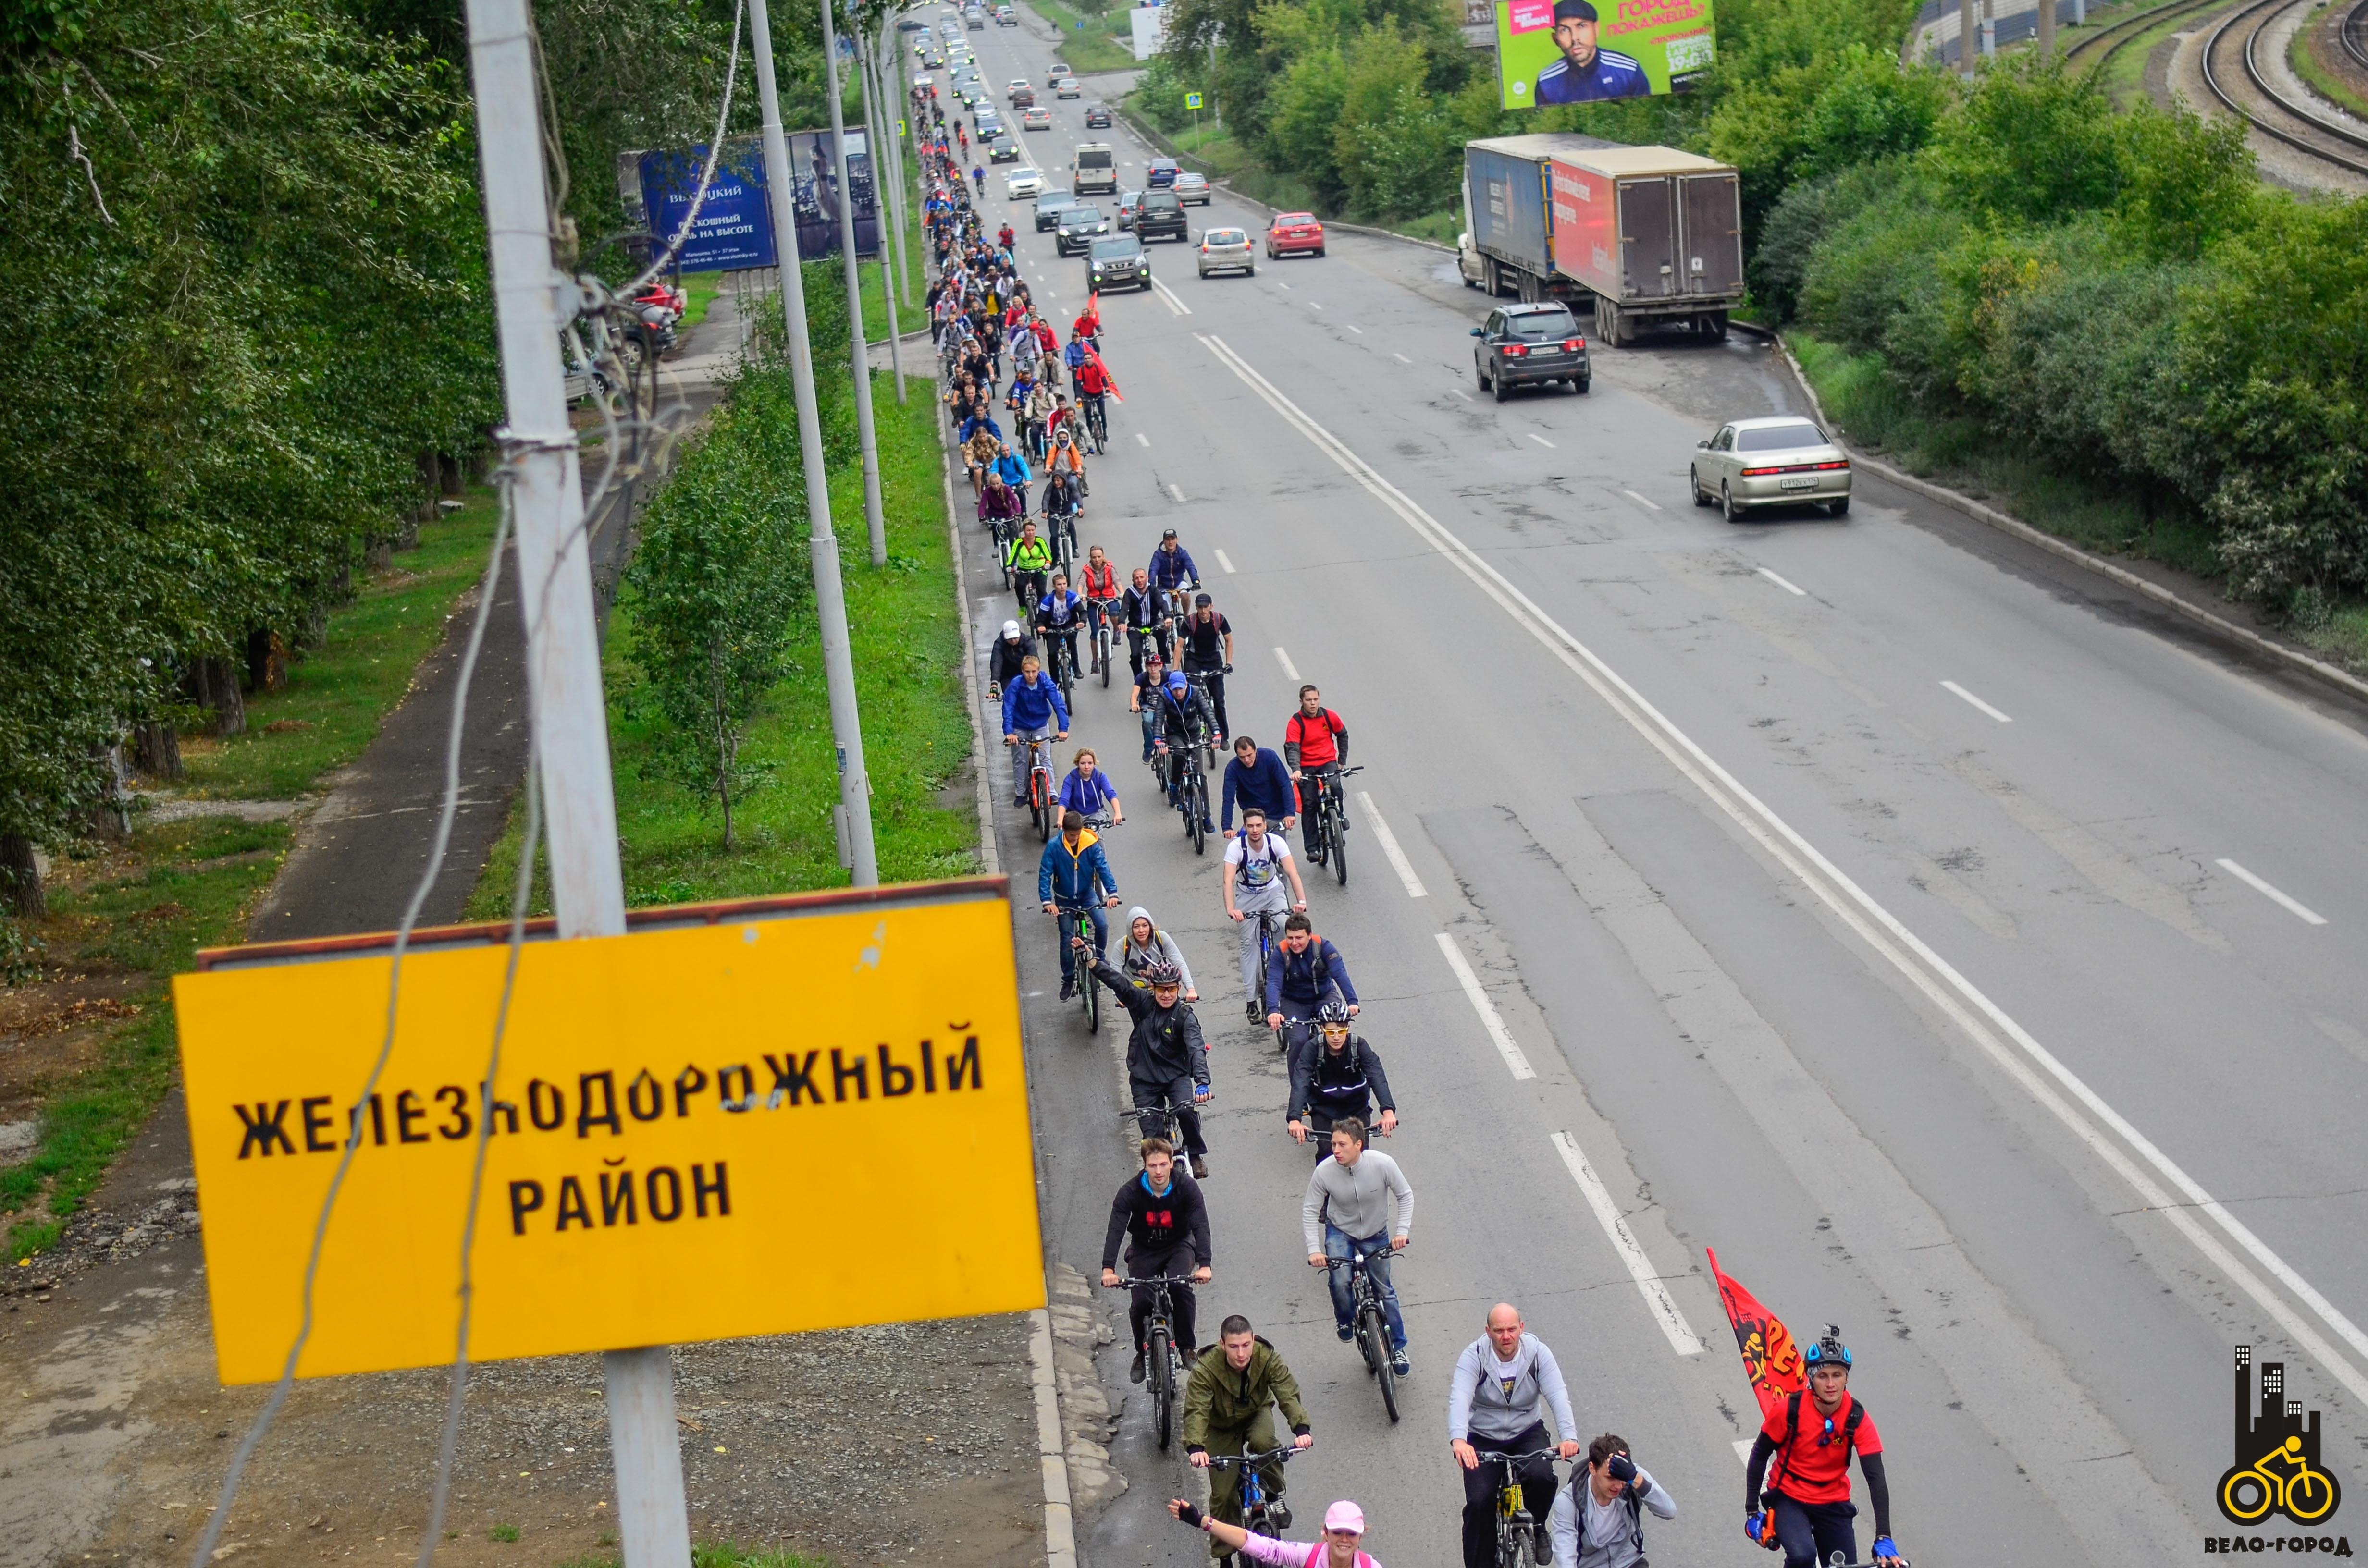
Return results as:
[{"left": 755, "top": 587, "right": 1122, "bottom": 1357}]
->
[{"left": 1768, "top": 1390, "right": 1869, "bottom": 1500}]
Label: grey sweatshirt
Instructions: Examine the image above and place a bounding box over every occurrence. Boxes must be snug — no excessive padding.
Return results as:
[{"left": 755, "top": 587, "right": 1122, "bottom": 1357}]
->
[
  {"left": 1447, "top": 1331, "right": 1578, "bottom": 1444},
  {"left": 1300, "top": 1149, "right": 1413, "bottom": 1252},
  {"left": 1549, "top": 1465, "right": 1676, "bottom": 1568},
  {"left": 1121, "top": 905, "right": 1196, "bottom": 995}
]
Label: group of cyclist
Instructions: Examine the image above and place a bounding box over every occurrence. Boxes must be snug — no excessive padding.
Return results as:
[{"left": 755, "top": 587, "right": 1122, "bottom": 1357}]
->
[{"left": 920, "top": 81, "right": 1902, "bottom": 1568}]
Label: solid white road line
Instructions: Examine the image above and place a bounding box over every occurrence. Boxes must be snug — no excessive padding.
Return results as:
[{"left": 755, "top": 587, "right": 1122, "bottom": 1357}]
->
[
  {"left": 1166, "top": 482, "right": 1186, "bottom": 504},
  {"left": 1941, "top": 680, "right": 2012, "bottom": 723},
  {"left": 1621, "top": 489, "right": 1663, "bottom": 512},
  {"left": 1215, "top": 549, "right": 1237, "bottom": 574},
  {"left": 1358, "top": 793, "right": 1429, "bottom": 899},
  {"left": 1192, "top": 330, "right": 2368, "bottom": 1406},
  {"left": 2216, "top": 859, "right": 2329, "bottom": 925},
  {"left": 1273, "top": 646, "right": 1300, "bottom": 682},
  {"left": 1151, "top": 276, "right": 1193, "bottom": 316},
  {"left": 1527, "top": 433, "right": 1555, "bottom": 450},
  {"left": 1435, "top": 932, "right": 1535, "bottom": 1080},
  {"left": 1756, "top": 567, "right": 1806, "bottom": 597},
  {"left": 1550, "top": 1131, "right": 1704, "bottom": 1356},
  {"left": 1393, "top": 352, "right": 1411, "bottom": 364},
  {"left": 1135, "top": 431, "right": 1150, "bottom": 448}
]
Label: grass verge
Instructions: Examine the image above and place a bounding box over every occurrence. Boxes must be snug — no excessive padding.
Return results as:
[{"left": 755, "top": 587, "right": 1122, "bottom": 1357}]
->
[
  {"left": 2291, "top": 6, "right": 2368, "bottom": 120},
  {"left": 2, "top": 497, "right": 506, "bottom": 1261},
  {"left": 1025, "top": 0, "right": 1136, "bottom": 74},
  {"left": 468, "top": 368, "right": 975, "bottom": 916}
]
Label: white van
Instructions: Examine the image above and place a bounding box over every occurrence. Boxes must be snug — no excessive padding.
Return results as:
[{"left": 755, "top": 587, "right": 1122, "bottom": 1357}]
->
[{"left": 1072, "top": 142, "right": 1117, "bottom": 195}]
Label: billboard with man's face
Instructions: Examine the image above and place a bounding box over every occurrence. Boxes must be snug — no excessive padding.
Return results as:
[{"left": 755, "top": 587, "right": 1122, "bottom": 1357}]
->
[{"left": 1494, "top": 0, "right": 1716, "bottom": 106}]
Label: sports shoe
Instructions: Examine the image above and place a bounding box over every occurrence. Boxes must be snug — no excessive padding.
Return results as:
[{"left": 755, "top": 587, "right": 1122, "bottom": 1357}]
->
[
  {"left": 1059, "top": 979, "right": 1075, "bottom": 1002},
  {"left": 1269, "top": 1501, "right": 1291, "bottom": 1531},
  {"left": 1190, "top": 1154, "right": 1208, "bottom": 1179},
  {"left": 1246, "top": 997, "right": 1264, "bottom": 1023},
  {"left": 1391, "top": 1349, "right": 1410, "bottom": 1376},
  {"left": 1129, "top": 1349, "right": 1147, "bottom": 1383},
  {"left": 1335, "top": 1323, "right": 1355, "bottom": 1342},
  {"left": 1531, "top": 1522, "right": 1550, "bottom": 1564}
]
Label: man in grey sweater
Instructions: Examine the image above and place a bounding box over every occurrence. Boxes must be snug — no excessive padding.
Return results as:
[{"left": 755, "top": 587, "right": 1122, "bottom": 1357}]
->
[
  {"left": 1299, "top": 1117, "right": 1412, "bottom": 1375},
  {"left": 1549, "top": 1433, "right": 1676, "bottom": 1568},
  {"left": 1448, "top": 1303, "right": 1581, "bottom": 1568}
]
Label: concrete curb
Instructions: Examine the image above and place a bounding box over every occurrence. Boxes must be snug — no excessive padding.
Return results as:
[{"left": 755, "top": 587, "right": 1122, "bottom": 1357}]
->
[
  {"left": 1028, "top": 1309, "right": 1079, "bottom": 1568},
  {"left": 1759, "top": 330, "right": 2368, "bottom": 709},
  {"left": 936, "top": 399, "right": 1000, "bottom": 878}
]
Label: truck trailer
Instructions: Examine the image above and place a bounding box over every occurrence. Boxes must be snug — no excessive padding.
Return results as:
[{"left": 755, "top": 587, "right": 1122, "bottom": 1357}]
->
[{"left": 1459, "top": 133, "right": 1743, "bottom": 345}]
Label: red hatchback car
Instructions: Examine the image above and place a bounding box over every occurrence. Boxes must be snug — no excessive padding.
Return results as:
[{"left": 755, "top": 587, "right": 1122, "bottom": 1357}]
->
[{"left": 1265, "top": 212, "right": 1326, "bottom": 259}]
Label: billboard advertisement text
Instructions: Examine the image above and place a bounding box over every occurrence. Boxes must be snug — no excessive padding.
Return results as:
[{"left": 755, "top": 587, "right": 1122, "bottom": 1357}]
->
[
  {"left": 1494, "top": 0, "right": 1715, "bottom": 106},
  {"left": 636, "top": 128, "right": 880, "bottom": 272}
]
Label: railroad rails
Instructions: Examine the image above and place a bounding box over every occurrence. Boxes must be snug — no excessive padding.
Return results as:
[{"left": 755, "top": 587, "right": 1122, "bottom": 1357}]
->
[{"left": 2199, "top": 0, "right": 2368, "bottom": 179}]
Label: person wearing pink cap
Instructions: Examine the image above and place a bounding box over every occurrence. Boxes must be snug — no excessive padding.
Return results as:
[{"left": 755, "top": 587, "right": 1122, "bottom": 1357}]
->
[{"left": 1165, "top": 1496, "right": 1384, "bottom": 1568}]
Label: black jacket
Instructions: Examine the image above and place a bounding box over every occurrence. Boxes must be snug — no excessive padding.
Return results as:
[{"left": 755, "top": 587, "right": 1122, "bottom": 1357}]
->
[
  {"left": 1286, "top": 1035, "right": 1394, "bottom": 1123},
  {"left": 1091, "top": 954, "right": 1209, "bottom": 1085},
  {"left": 988, "top": 632, "right": 1037, "bottom": 689},
  {"left": 1101, "top": 1169, "right": 1213, "bottom": 1270}
]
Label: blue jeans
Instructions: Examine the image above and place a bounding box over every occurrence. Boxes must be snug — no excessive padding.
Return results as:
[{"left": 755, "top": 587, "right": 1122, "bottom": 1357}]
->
[
  {"left": 1324, "top": 1224, "right": 1406, "bottom": 1350},
  {"left": 1140, "top": 704, "right": 1160, "bottom": 761},
  {"left": 1012, "top": 725, "right": 1054, "bottom": 804},
  {"left": 1056, "top": 902, "right": 1108, "bottom": 984}
]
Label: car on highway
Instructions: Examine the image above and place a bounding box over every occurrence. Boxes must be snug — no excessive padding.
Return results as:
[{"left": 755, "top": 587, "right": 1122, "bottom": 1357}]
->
[
  {"left": 1087, "top": 233, "right": 1150, "bottom": 292},
  {"left": 1197, "top": 226, "right": 1254, "bottom": 278},
  {"left": 1056, "top": 75, "right": 1082, "bottom": 97},
  {"left": 1115, "top": 189, "right": 1144, "bottom": 229},
  {"left": 1470, "top": 301, "right": 1589, "bottom": 399},
  {"left": 995, "top": 4, "right": 1017, "bottom": 22},
  {"left": 1084, "top": 103, "right": 1112, "bottom": 128},
  {"left": 988, "top": 134, "right": 1020, "bottom": 163},
  {"left": 1007, "top": 77, "right": 1033, "bottom": 100},
  {"left": 1145, "top": 155, "right": 1180, "bottom": 188},
  {"left": 1265, "top": 211, "right": 1325, "bottom": 258},
  {"left": 1071, "top": 141, "right": 1117, "bottom": 194},
  {"left": 1005, "top": 165, "right": 1043, "bottom": 198},
  {"left": 1046, "top": 61, "right": 1071, "bottom": 85},
  {"left": 1690, "top": 416, "right": 1852, "bottom": 519},
  {"left": 913, "top": 71, "right": 935, "bottom": 90},
  {"left": 1135, "top": 187, "right": 1187, "bottom": 241},
  {"left": 1022, "top": 105, "right": 1052, "bottom": 130},
  {"left": 1054, "top": 203, "right": 1110, "bottom": 255},
  {"left": 922, "top": 47, "right": 944, "bottom": 65},
  {"left": 1034, "top": 190, "right": 1077, "bottom": 230},
  {"left": 1012, "top": 83, "right": 1038, "bottom": 108},
  {"left": 964, "top": 7, "right": 985, "bottom": 28},
  {"left": 1172, "top": 170, "right": 1210, "bottom": 204}
]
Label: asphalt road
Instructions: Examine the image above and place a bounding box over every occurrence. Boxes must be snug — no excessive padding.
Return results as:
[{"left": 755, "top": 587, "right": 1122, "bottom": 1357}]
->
[{"left": 927, "top": 17, "right": 2368, "bottom": 1568}]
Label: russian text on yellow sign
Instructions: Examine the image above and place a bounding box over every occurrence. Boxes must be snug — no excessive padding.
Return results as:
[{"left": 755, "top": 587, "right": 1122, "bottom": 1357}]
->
[{"left": 173, "top": 886, "right": 1042, "bottom": 1384}]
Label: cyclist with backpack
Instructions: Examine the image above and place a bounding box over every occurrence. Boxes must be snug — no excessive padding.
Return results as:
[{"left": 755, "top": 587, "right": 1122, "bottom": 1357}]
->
[
  {"left": 1165, "top": 1497, "right": 1382, "bottom": 1568},
  {"left": 1548, "top": 1434, "right": 1676, "bottom": 1568},
  {"left": 1264, "top": 912, "right": 1359, "bottom": 1054},
  {"left": 1081, "top": 952, "right": 1213, "bottom": 1178},
  {"left": 1286, "top": 1000, "right": 1396, "bottom": 1146},
  {"left": 1224, "top": 809, "right": 1307, "bottom": 1023},
  {"left": 1101, "top": 1135, "right": 1211, "bottom": 1382},
  {"left": 1744, "top": 1326, "right": 1901, "bottom": 1566}
]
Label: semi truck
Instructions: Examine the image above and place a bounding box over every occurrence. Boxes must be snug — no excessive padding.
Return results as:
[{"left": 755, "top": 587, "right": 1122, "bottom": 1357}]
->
[{"left": 1459, "top": 133, "right": 1743, "bottom": 345}]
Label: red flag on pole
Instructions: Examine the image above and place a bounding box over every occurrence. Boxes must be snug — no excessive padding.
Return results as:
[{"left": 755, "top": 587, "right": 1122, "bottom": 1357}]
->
[{"left": 1706, "top": 1247, "right": 1805, "bottom": 1424}]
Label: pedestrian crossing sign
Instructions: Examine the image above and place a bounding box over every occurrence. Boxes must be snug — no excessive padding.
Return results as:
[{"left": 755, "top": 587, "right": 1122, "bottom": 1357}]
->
[{"left": 1185, "top": 91, "right": 1203, "bottom": 109}]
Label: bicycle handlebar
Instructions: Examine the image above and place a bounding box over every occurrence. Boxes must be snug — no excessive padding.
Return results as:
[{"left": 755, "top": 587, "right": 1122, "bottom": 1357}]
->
[
  {"left": 1109, "top": 1275, "right": 1200, "bottom": 1288},
  {"left": 1474, "top": 1449, "right": 1559, "bottom": 1464},
  {"left": 1203, "top": 1445, "right": 1308, "bottom": 1469}
]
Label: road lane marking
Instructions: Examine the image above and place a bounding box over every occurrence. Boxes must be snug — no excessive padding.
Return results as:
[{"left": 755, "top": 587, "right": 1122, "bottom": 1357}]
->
[
  {"left": 2216, "top": 859, "right": 2328, "bottom": 925},
  {"left": 1734, "top": 1439, "right": 1754, "bottom": 1464},
  {"left": 1308, "top": 300, "right": 1324, "bottom": 310},
  {"left": 1550, "top": 1130, "right": 1703, "bottom": 1356},
  {"left": 1135, "top": 432, "right": 1150, "bottom": 447},
  {"left": 1527, "top": 433, "right": 1555, "bottom": 449},
  {"left": 1215, "top": 548, "right": 1236, "bottom": 574},
  {"left": 1192, "top": 330, "right": 2368, "bottom": 1405},
  {"left": 1435, "top": 933, "right": 1534, "bottom": 1080},
  {"left": 1756, "top": 567, "right": 1806, "bottom": 596},
  {"left": 1275, "top": 281, "right": 1291, "bottom": 291},
  {"left": 1151, "top": 276, "right": 1194, "bottom": 316},
  {"left": 1273, "top": 646, "right": 1299, "bottom": 681},
  {"left": 1621, "top": 489, "right": 1663, "bottom": 512},
  {"left": 1393, "top": 352, "right": 1411, "bottom": 364},
  {"left": 1343, "top": 322, "right": 1361, "bottom": 333},
  {"left": 1360, "top": 795, "right": 1429, "bottom": 899},
  {"left": 1166, "top": 482, "right": 1186, "bottom": 504},
  {"left": 1449, "top": 388, "right": 1472, "bottom": 401},
  {"left": 1941, "top": 681, "right": 2012, "bottom": 723}
]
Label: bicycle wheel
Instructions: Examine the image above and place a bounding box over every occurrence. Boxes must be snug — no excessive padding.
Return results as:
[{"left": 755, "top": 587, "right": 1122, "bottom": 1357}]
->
[
  {"left": 1331, "top": 807, "right": 1349, "bottom": 887},
  {"left": 1365, "top": 1306, "right": 1400, "bottom": 1423},
  {"left": 1187, "top": 778, "right": 1206, "bottom": 855},
  {"left": 1032, "top": 769, "right": 1052, "bottom": 842},
  {"left": 1099, "top": 625, "right": 1113, "bottom": 687},
  {"left": 2289, "top": 1467, "right": 2341, "bottom": 1523},
  {"left": 1082, "top": 955, "right": 1100, "bottom": 1033},
  {"left": 1149, "top": 1323, "right": 1174, "bottom": 1450},
  {"left": 1495, "top": 1521, "right": 1527, "bottom": 1568},
  {"left": 1355, "top": 1298, "right": 1381, "bottom": 1372}
]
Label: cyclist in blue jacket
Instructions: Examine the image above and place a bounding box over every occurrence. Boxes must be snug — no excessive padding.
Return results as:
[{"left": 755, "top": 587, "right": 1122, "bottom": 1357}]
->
[
  {"left": 1001, "top": 653, "right": 1070, "bottom": 806},
  {"left": 1221, "top": 736, "right": 1300, "bottom": 837},
  {"left": 1148, "top": 529, "right": 1200, "bottom": 604},
  {"left": 1264, "top": 912, "right": 1359, "bottom": 1054},
  {"left": 1041, "top": 809, "right": 1122, "bottom": 1001}
]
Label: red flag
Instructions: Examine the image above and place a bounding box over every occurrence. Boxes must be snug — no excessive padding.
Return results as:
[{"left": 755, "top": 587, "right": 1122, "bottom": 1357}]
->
[
  {"left": 1706, "top": 1247, "right": 1805, "bottom": 1424},
  {"left": 1084, "top": 340, "right": 1124, "bottom": 404}
]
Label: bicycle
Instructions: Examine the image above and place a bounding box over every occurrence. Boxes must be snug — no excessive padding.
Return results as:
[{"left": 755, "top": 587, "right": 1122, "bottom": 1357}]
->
[
  {"left": 1326, "top": 1247, "right": 1403, "bottom": 1423},
  {"left": 1202, "top": 1444, "right": 1305, "bottom": 1568},
  {"left": 1297, "top": 765, "right": 1362, "bottom": 886},
  {"left": 1043, "top": 626, "right": 1078, "bottom": 703},
  {"left": 1155, "top": 735, "right": 1210, "bottom": 855},
  {"left": 1082, "top": 394, "right": 1109, "bottom": 453},
  {"left": 1108, "top": 1273, "right": 1196, "bottom": 1449},
  {"left": 1059, "top": 897, "right": 1108, "bottom": 1033},
  {"left": 1013, "top": 733, "right": 1057, "bottom": 841},
  {"left": 1474, "top": 1448, "right": 1558, "bottom": 1568},
  {"left": 1089, "top": 602, "right": 1116, "bottom": 689},
  {"left": 2221, "top": 1434, "right": 2342, "bottom": 1524}
]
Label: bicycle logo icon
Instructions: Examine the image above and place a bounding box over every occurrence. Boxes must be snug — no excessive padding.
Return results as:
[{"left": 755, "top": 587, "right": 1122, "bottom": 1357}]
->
[{"left": 2218, "top": 1347, "right": 2344, "bottom": 1527}]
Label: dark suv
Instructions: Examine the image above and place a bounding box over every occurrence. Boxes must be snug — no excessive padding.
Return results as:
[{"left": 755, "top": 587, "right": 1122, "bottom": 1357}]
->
[
  {"left": 1034, "top": 191, "right": 1077, "bottom": 231},
  {"left": 1471, "top": 302, "right": 1590, "bottom": 398},
  {"left": 1054, "top": 203, "right": 1110, "bottom": 256},
  {"left": 1084, "top": 103, "right": 1112, "bottom": 128},
  {"left": 1135, "top": 188, "right": 1187, "bottom": 242}
]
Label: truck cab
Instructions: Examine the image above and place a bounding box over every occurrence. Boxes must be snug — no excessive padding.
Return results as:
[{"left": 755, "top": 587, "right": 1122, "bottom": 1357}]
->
[{"left": 1457, "top": 232, "right": 1487, "bottom": 290}]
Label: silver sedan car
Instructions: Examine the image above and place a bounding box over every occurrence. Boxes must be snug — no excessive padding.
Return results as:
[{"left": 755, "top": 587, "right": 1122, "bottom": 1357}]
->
[
  {"left": 1690, "top": 415, "right": 1852, "bottom": 519},
  {"left": 1196, "top": 226, "right": 1253, "bottom": 278}
]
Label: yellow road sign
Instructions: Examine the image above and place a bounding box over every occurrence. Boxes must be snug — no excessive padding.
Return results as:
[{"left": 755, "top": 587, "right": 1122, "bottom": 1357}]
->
[{"left": 174, "top": 881, "right": 1042, "bottom": 1384}]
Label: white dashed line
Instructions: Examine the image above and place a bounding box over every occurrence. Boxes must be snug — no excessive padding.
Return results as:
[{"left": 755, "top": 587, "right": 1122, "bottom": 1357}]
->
[
  {"left": 1361, "top": 795, "right": 1429, "bottom": 899},
  {"left": 1449, "top": 388, "right": 1472, "bottom": 401},
  {"left": 1756, "top": 567, "right": 1806, "bottom": 596},
  {"left": 1526, "top": 433, "right": 1554, "bottom": 449},
  {"left": 1733, "top": 1439, "right": 1755, "bottom": 1464},
  {"left": 1135, "top": 432, "right": 1150, "bottom": 448},
  {"left": 1275, "top": 281, "right": 1291, "bottom": 291},
  {"left": 1308, "top": 300, "right": 1323, "bottom": 311},
  {"left": 1621, "top": 489, "right": 1663, "bottom": 512},
  {"left": 1272, "top": 646, "right": 1299, "bottom": 681},
  {"left": 1392, "top": 352, "right": 1411, "bottom": 364},
  {"left": 1551, "top": 1131, "right": 1703, "bottom": 1356},
  {"left": 2216, "top": 859, "right": 2328, "bottom": 925},
  {"left": 1435, "top": 932, "right": 1533, "bottom": 1080},
  {"left": 1165, "top": 482, "right": 1186, "bottom": 504},
  {"left": 1151, "top": 276, "right": 1194, "bottom": 316},
  {"left": 1215, "top": 548, "right": 1236, "bottom": 574},
  {"left": 1941, "top": 680, "right": 2012, "bottom": 723},
  {"left": 1343, "top": 322, "right": 1361, "bottom": 333}
]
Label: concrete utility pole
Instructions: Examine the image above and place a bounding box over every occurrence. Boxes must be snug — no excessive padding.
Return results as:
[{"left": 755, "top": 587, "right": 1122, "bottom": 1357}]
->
[
  {"left": 460, "top": 0, "right": 690, "bottom": 1565},
  {"left": 1960, "top": 0, "right": 1977, "bottom": 72},
  {"left": 749, "top": 0, "right": 882, "bottom": 886},
  {"left": 2037, "top": 0, "right": 2055, "bottom": 59},
  {"left": 855, "top": 31, "right": 907, "bottom": 405},
  {"left": 821, "top": 0, "right": 889, "bottom": 566},
  {"left": 864, "top": 25, "right": 913, "bottom": 317}
]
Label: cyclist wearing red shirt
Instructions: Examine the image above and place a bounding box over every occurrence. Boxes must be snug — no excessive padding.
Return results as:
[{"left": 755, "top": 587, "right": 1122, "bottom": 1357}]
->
[
  {"left": 1081, "top": 545, "right": 1122, "bottom": 672},
  {"left": 1743, "top": 1326, "right": 1901, "bottom": 1567},
  {"left": 1284, "top": 684, "right": 1350, "bottom": 840},
  {"left": 1074, "top": 354, "right": 1112, "bottom": 450}
]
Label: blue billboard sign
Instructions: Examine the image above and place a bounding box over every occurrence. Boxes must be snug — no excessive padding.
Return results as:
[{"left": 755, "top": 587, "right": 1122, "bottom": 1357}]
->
[{"left": 636, "top": 129, "right": 880, "bottom": 273}]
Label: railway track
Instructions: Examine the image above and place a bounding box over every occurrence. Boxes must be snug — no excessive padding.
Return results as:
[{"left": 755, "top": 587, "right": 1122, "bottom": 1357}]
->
[
  {"left": 2342, "top": 0, "right": 2368, "bottom": 76},
  {"left": 2201, "top": 0, "right": 2368, "bottom": 178},
  {"left": 2064, "top": 0, "right": 2226, "bottom": 75}
]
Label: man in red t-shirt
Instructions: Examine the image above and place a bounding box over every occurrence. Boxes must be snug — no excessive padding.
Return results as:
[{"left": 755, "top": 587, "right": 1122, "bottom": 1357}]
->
[
  {"left": 1283, "top": 684, "right": 1350, "bottom": 855},
  {"left": 1742, "top": 1326, "right": 1900, "bottom": 1567}
]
